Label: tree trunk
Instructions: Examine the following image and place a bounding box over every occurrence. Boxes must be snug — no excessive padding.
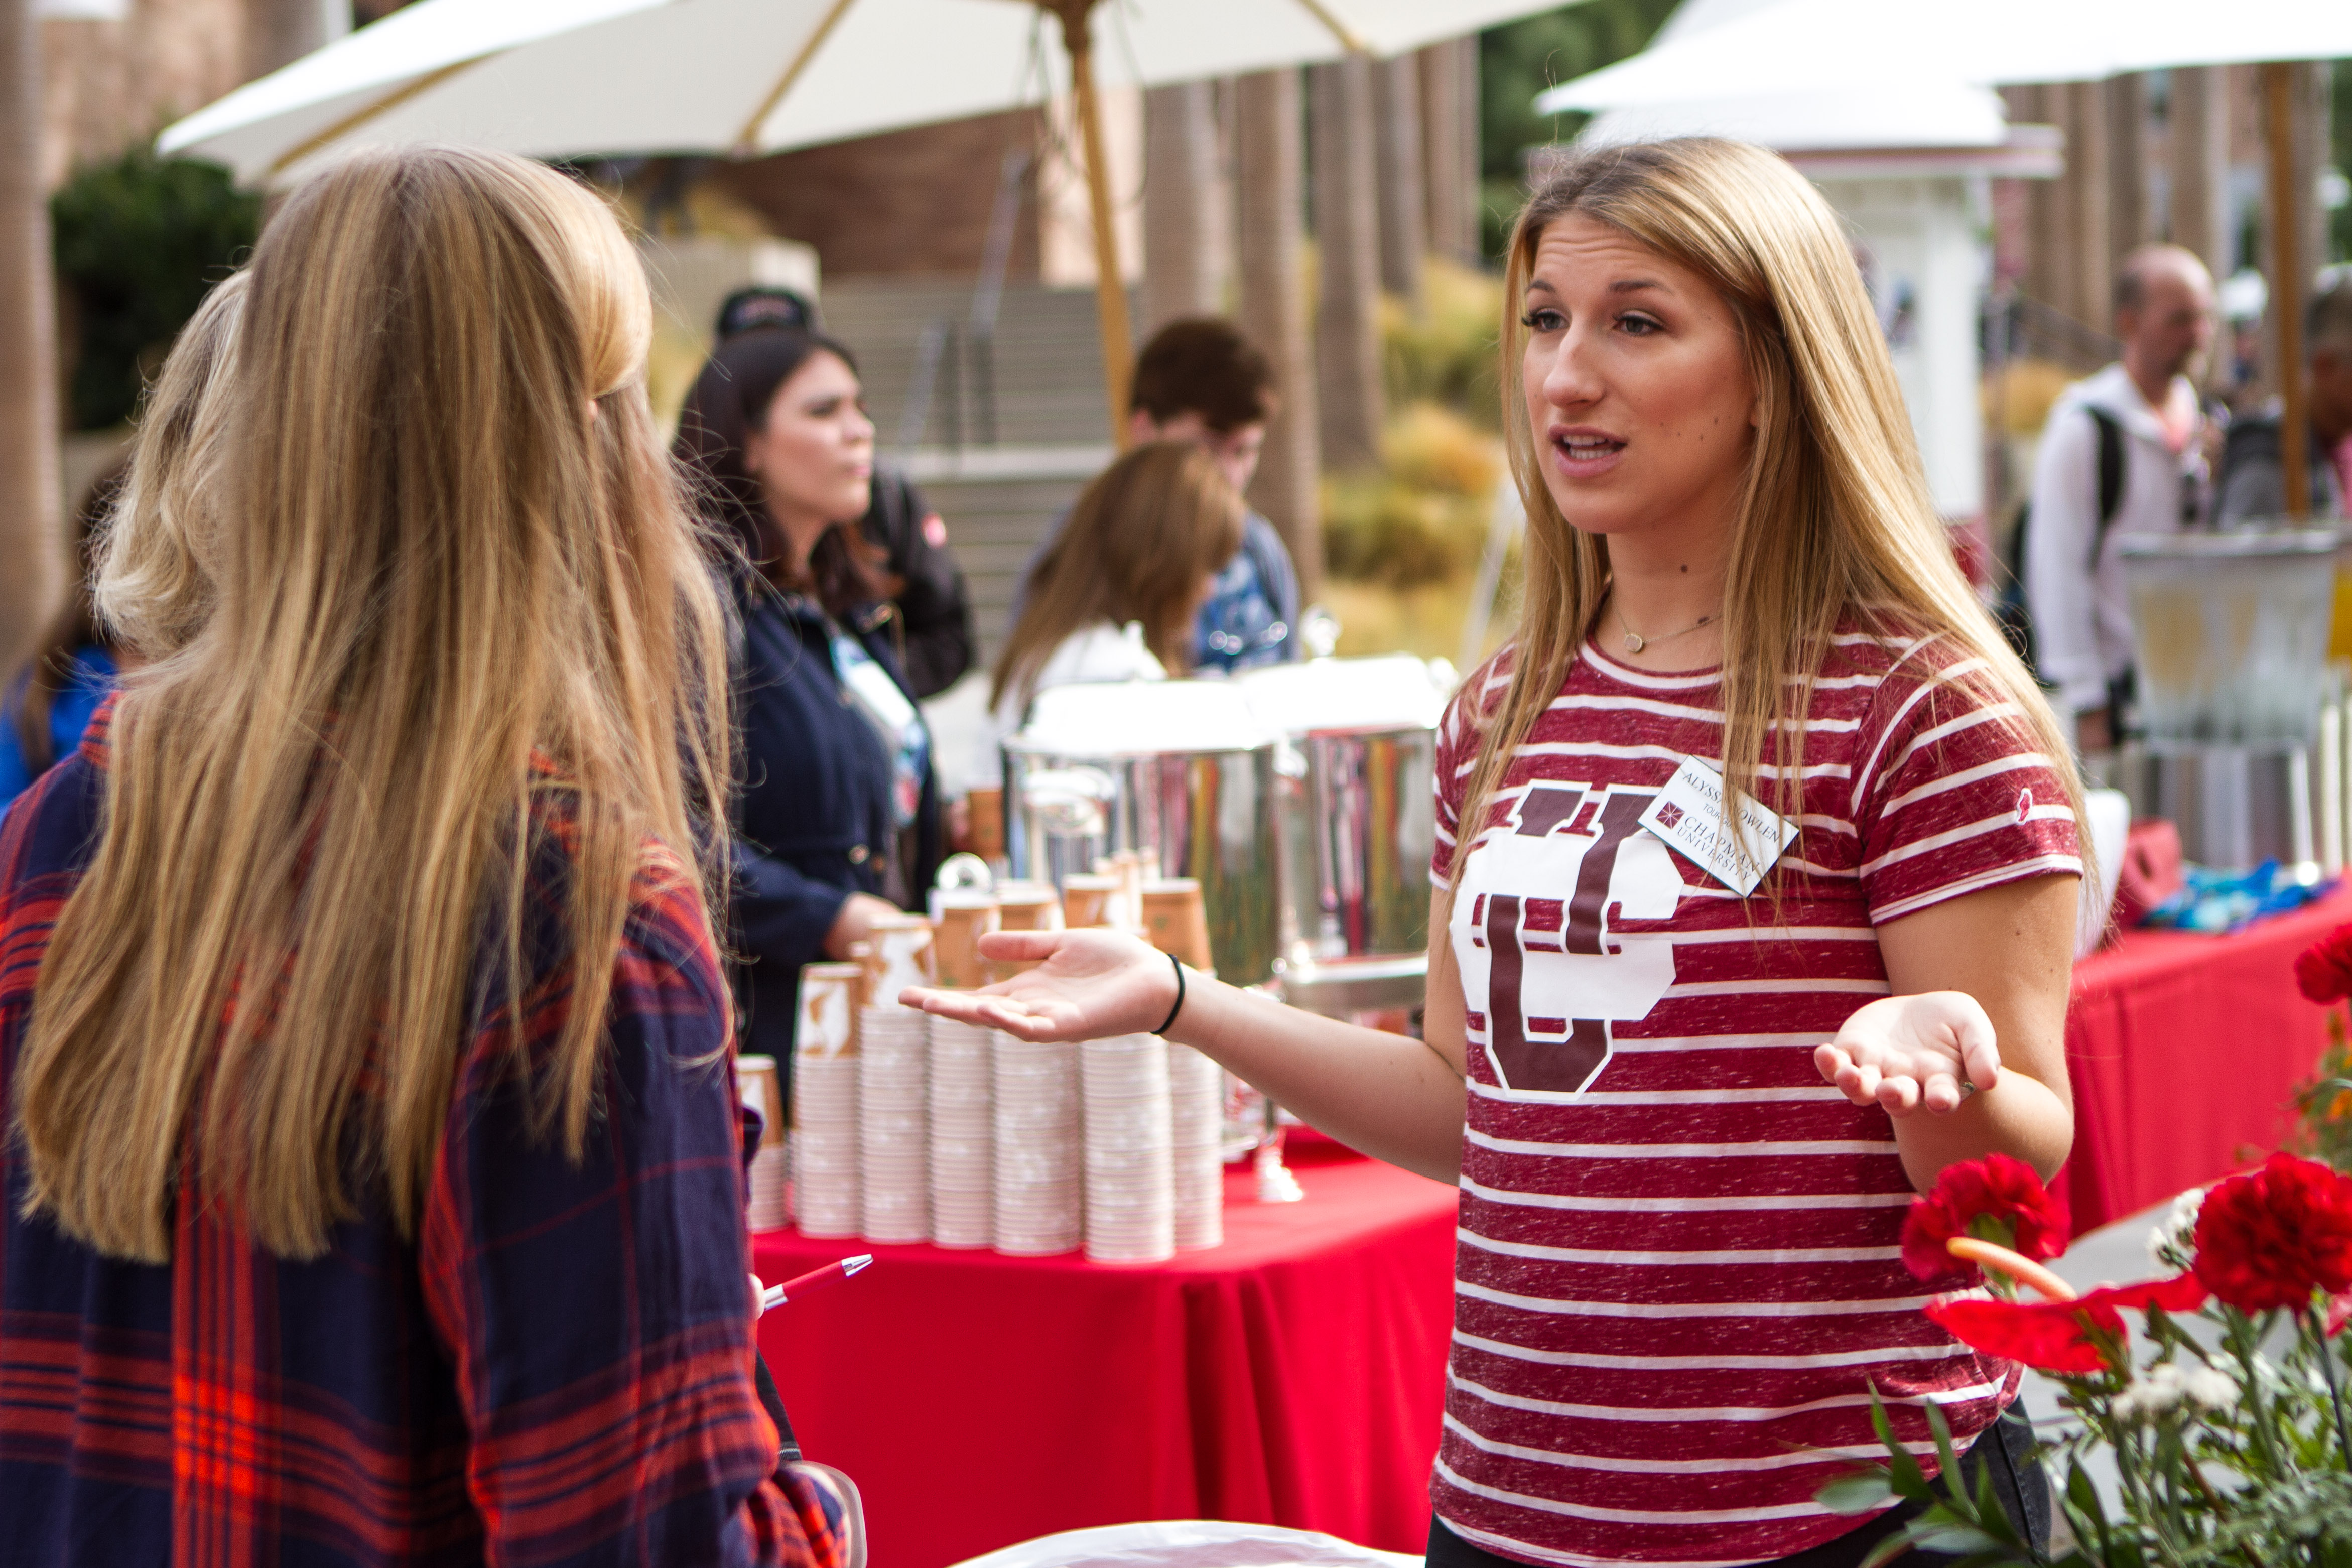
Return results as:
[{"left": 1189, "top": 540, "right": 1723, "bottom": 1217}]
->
[
  {"left": 0, "top": 0, "right": 60, "bottom": 676},
  {"left": 2106, "top": 72, "right": 2149, "bottom": 266},
  {"left": 1141, "top": 79, "right": 1228, "bottom": 336},
  {"left": 246, "top": 0, "right": 331, "bottom": 80},
  {"left": 1234, "top": 68, "right": 1320, "bottom": 604},
  {"left": 2011, "top": 85, "right": 2066, "bottom": 314},
  {"left": 2062, "top": 80, "right": 2114, "bottom": 330},
  {"left": 1372, "top": 53, "right": 1424, "bottom": 304},
  {"left": 2165, "top": 66, "right": 2231, "bottom": 289},
  {"left": 1310, "top": 54, "right": 1383, "bottom": 473},
  {"left": 1418, "top": 39, "right": 1479, "bottom": 265}
]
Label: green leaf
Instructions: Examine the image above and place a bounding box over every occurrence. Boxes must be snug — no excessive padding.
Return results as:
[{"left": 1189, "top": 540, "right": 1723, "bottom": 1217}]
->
[
  {"left": 1869, "top": 1394, "right": 1930, "bottom": 1495},
  {"left": 1970, "top": 1461, "right": 2025, "bottom": 1548},
  {"left": 1858, "top": 1535, "right": 1923, "bottom": 1568},
  {"left": 1926, "top": 1402, "right": 1965, "bottom": 1502},
  {"left": 1908, "top": 1521, "right": 2005, "bottom": 1553},
  {"left": 1818, "top": 1470, "right": 1900, "bottom": 1515},
  {"left": 2065, "top": 1460, "right": 2108, "bottom": 1533}
]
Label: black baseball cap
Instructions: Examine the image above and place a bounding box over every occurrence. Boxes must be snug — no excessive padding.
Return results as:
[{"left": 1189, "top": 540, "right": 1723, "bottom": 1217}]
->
[{"left": 716, "top": 286, "right": 821, "bottom": 339}]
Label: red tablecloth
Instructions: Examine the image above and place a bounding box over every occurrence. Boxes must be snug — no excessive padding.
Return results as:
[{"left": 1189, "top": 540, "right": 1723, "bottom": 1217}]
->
[
  {"left": 754, "top": 1141, "right": 1458, "bottom": 1568},
  {"left": 2058, "top": 883, "right": 2351, "bottom": 1235}
]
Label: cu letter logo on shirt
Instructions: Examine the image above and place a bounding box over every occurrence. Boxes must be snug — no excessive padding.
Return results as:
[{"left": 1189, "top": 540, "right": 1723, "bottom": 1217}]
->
[{"left": 1452, "top": 781, "right": 1684, "bottom": 1098}]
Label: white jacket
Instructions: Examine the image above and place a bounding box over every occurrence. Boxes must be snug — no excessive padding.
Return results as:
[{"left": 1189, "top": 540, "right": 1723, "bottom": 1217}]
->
[
  {"left": 2023, "top": 363, "right": 2206, "bottom": 715},
  {"left": 967, "top": 621, "right": 1167, "bottom": 786}
]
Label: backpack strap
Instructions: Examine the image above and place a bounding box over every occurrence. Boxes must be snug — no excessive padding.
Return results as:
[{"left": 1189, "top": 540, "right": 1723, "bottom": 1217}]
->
[{"left": 2086, "top": 406, "right": 2126, "bottom": 570}]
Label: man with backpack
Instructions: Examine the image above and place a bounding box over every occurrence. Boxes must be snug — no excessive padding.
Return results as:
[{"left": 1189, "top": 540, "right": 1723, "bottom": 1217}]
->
[{"left": 2022, "top": 243, "right": 2216, "bottom": 754}]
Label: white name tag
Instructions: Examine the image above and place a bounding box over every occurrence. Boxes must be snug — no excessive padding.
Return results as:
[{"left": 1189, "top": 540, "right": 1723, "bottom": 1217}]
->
[{"left": 1637, "top": 756, "right": 1799, "bottom": 898}]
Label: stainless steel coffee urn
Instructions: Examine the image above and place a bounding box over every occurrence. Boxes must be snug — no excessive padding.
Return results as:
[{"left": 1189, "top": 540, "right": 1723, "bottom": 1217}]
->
[
  {"left": 1238, "top": 655, "right": 1452, "bottom": 1018},
  {"left": 1002, "top": 681, "right": 1281, "bottom": 985},
  {"left": 2119, "top": 528, "right": 2347, "bottom": 871}
]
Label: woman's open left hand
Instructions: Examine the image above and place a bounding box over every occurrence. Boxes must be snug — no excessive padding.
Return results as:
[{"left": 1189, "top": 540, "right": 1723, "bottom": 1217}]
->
[
  {"left": 1814, "top": 992, "right": 2002, "bottom": 1117},
  {"left": 898, "top": 928, "right": 1179, "bottom": 1043}
]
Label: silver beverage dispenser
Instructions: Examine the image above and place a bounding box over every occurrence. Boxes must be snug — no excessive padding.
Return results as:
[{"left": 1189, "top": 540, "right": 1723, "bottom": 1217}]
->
[{"left": 2118, "top": 528, "right": 2348, "bottom": 872}]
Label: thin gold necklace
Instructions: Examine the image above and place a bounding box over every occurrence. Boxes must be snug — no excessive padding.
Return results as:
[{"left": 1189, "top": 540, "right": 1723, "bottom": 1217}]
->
[{"left": 1612, "top": 597, "right": 1717, "bottom": 656}]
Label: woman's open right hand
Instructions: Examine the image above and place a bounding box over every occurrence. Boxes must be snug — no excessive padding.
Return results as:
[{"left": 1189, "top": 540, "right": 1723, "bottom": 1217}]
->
[{"left": 898, "top": 928, "right": 1180, "bottom": 1042}]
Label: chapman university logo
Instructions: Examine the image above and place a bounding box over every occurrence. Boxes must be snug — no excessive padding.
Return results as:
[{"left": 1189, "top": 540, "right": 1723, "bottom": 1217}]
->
[{"left": 1449, "top": 781, "right": 1685, "bottom": 1097}]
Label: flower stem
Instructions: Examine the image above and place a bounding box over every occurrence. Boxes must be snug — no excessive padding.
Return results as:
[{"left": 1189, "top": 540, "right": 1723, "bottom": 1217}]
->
[
  {"left": 1945, "top": 1236, "right": 2078, "bottom": 1300},
  {"left": 2310, "top": 1305, "right": 2352, "bottom": 1469}
]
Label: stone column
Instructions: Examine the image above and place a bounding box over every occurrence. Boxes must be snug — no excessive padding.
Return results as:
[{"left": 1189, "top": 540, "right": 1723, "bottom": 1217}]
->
[
  {"left": 2166, "top": 65, "right": 2231, "bottom": 286},
  {"left": 1141, "top": 80, "right": 1229, "bottom": 335},
  {"left": 0, "top": 0, "right": 59, "bottom": 675},
  {"left": 1234, "top": 68, "right": 1321, "bottom": 601},
  {"left": 1373, "top": 53, "right": 1425, "bottom": 303},
  {"left": 1310, "top": 54, "right": 1384, "bottom": 472},
  {"left": 1419, "top": 38, "right": 1480, "bottom": 265}
]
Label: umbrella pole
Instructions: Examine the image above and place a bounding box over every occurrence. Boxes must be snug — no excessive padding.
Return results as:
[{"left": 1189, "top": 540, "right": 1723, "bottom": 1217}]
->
[
  {"left": 2262, "top": 61, "right": 2310, "bottom": 521},
  {"left": 1048, "top": 0, "right": 1134, "bottom": 448}
]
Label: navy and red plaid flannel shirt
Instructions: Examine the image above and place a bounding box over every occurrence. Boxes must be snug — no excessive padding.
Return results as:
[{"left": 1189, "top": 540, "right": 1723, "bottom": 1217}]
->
[{"left": 0, "top": 701, "right": 845, "bottom": 1567}]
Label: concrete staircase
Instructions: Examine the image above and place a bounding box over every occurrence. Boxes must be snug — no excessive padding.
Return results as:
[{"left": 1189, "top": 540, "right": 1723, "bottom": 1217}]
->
[{"left": 820, "top": 277, "right": 1131, "bottom": 664}]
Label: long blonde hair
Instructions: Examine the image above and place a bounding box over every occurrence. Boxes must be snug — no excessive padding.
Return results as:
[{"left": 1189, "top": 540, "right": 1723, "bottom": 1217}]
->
[
  {"left": 17, "top": 147, "right": 733, "bottom": 1264},
  {"left": 990, "top": 442, "right": 1242, "bottom": 712},
  {"left": 95, "top": 269, "right": 248, "bottom": 660},
  {"left": 1455, "top": 138, "right": 2081, "bottom": 878}
]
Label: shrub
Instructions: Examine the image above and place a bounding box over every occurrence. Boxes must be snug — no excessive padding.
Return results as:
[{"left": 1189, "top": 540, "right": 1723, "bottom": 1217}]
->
[
  {"left": 52, "top": 147, "right": 259, "bottom": 431},
  {"left": 1382, "top": 259, "right": 1503, "bottom": 425},
  {"left": 1322, "top": 401, "right": 1501, "bottom": 588}
]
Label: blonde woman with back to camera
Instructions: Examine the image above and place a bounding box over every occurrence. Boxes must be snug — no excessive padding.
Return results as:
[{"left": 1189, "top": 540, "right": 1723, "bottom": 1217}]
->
[
  {"left": 910, "top": 139, "right": 2081, "bottom": 1567},
  {"left": 0, "top": 148, "right": 852, "bottom": 1567}
]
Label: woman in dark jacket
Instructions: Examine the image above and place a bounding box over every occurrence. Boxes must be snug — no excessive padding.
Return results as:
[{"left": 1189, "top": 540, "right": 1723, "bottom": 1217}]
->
[{"left": 675, "top": 329, "right": 941, "bottom": 1069}]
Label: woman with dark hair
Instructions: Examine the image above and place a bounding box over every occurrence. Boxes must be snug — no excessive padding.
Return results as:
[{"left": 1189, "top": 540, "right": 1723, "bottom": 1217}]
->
[{"left": 676, "top": 327, "right": 940, "bottom": 1065}]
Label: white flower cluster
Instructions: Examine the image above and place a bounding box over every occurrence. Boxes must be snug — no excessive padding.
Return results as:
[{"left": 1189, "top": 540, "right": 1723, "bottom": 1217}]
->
[
  {"left": 2146, "top": 1187, "right": 2205, "bottom": 1270},
  {"left": 2111, "top": 1359, "right": 2239, "bottom": 1423}
]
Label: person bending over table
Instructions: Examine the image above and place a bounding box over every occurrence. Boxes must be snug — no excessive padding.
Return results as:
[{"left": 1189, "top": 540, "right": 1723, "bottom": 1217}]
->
[
  {"left": 675, "top": 328, "right": 940, "bottom": 1067},
  {"left": 0, "top": 147, "right": 847, "bottom": 1567},
  {"left": 979, "top": 441, "right": 1243, "bottom": 758},
  {"left": 908, "top": 138, "right": 2082, "bottom": 1568}
]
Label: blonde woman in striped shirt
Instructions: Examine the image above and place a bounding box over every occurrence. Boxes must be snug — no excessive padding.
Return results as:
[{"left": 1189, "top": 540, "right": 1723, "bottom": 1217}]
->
[{"left": 907, "top": 138, "right": 2081, "bottom": 1568}]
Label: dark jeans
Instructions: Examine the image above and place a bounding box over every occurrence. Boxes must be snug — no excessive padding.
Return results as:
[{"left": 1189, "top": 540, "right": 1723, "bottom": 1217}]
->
[{"left": 1425, "top": 1403, "right": 2049, "bottom": 1568}]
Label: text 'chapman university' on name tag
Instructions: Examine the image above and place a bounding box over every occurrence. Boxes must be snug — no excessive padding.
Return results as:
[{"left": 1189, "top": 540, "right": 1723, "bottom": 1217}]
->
[{"left": 1636, "top": 756, "right": 1800, "bottom": 898}]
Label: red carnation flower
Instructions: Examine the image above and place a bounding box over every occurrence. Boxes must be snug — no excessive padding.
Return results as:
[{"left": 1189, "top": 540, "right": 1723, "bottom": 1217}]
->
[
  {"left": 1925, "top": 1273, "right": 2207, "bottom": 1375},
  {"left": 1902, "top": 1153, "right": 2069, "bottom": 1282},
  {"left": 2192, "top": 1154, "right": 2352, "bottom": 1315},
  {"left": 2295, "top": 923, "right": 2352, "bottom": 1004}
]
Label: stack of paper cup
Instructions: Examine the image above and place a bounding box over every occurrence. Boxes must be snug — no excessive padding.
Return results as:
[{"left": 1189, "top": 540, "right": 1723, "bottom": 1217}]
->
[
  {"left": 1140, "top": 878, "right": 1216, "bottom": 975},
  {"left": 1080, "top": 1033, "right": 1174, "bottom": 1263},
  {"left": 992, "top": 1030, "right": 1083, "bottom": 1255},
  {"left": 1167, "top": 1043, "right": 1225, "bottom": 1249},
  {"left": 867, "top": 914, "right": 936, "bottom": 1003},
  {"left": 859, "top": 1003, "right": 931, "bottom": 1242},
  {"left": 927, "top": 1016, "right": 995, "bottom": 1247},
  {"left": 791, "top": 963, "right": 863, "bottom": 1238},
  {"left": 1060, "top": 872, "right": 1119, "bottom": 931},
  {"left": 990, "top": 881, "right": 1062, "bottom": 981},
  {"left": 739, "top": 1054, "right": 789, "bottom": 1232},
  {"left": 932, "top": 891, "right": 1000, "bottom": 990}
]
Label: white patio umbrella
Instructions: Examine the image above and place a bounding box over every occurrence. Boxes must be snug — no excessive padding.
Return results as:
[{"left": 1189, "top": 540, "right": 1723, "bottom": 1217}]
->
[
  {"left": 1537, "top": 0, "right": 2352, "bottom": 520},
  {"left": 1533, "top": 0, "right": 2352, "bottom": 110},
  {"left": 158, "top": 0, "right": 1583, "bottom": 440}
]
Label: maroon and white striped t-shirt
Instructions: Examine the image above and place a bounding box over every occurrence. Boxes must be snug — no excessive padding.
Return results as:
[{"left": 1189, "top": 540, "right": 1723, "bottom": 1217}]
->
[{"left": 1428, "top": 631, "right": 2080, "bottom": 1567}]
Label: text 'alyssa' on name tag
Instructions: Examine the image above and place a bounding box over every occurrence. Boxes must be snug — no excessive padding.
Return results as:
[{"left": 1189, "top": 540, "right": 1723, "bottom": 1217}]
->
[{"left": 1636, "top": 756, "right": 1799, "bottom": 898}]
